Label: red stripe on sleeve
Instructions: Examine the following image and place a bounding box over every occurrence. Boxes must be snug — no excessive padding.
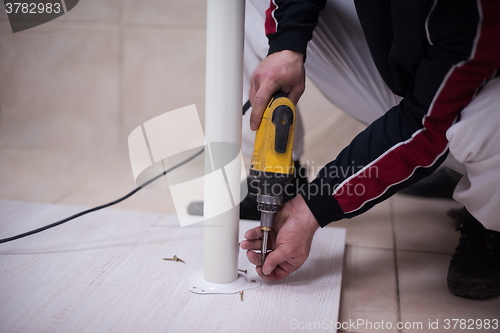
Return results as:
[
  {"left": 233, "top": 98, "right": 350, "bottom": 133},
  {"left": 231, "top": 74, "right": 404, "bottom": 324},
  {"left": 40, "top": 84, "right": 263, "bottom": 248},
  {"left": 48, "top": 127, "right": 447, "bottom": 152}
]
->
[
  {"left": 265, "top": 0, "right": 278, "bottom": 35},
  {"left": 333, "top": 0, "right": 500, "bottom": 214}
]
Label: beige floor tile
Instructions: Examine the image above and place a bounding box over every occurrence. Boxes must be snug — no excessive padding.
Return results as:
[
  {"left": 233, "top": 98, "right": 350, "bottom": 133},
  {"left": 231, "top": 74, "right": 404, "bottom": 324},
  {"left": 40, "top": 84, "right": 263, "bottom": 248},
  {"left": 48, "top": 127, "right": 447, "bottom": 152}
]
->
[
  {"left": 0, "top": 6, "right": 7, "bottom": 21},
  {"left": 393, "top": 194, "right": 463, "bottom": 254},
  {"left": 122, "top": 28, "right": 206, "bottom": 140},
  {"left": 0, "top": 22, "right": 12, "bottom": 37},
  {"left": 0, "top": 147, "right": 205, "bottom": 219},
  {"left": 123, "top": 0, "right": 206, "bottom": 28},
  {"left": 398, "top": 251, "right": 500, "bottom": 333},
  {"left": 0, "top": 25, "right": 122, "bottom": 167},
  {"left": 339, "top": 245, "right": 399, "bottom": 333},
  {"left": 59, "top": 0, "right": 122, "bottom": 23},
  {"left": 327, "top": 198, "right": 394, "bottom": 250},
  {"left": 0, "top": 146, "right": 131, "bottom": 202},
  {"left": 0, "top": 148, "right": 75, "bottom": 203},
  {"left": 55, "top": 157, "right": 179, "bottom": 215},
  {"left": 0, "top": 1, "right": 121, "bottom": 24}
]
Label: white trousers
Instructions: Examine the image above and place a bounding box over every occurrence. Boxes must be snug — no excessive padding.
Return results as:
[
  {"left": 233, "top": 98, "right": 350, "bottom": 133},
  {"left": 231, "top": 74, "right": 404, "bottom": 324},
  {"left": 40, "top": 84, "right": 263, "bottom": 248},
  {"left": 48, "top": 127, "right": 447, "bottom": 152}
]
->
[{"left": 243, "top": 0, "right": 500, "bottom": 230}]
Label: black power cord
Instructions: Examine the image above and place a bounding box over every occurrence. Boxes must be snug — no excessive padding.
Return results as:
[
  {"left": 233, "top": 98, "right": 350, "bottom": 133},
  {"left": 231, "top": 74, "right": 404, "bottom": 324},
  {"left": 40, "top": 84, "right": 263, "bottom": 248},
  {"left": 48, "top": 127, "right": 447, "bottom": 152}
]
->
[
  {"left": 0, "top": 147, "right": 205, "bottom": 244},
  {"left": 0, "top": 100, "right": 252, "bottom": 244}
]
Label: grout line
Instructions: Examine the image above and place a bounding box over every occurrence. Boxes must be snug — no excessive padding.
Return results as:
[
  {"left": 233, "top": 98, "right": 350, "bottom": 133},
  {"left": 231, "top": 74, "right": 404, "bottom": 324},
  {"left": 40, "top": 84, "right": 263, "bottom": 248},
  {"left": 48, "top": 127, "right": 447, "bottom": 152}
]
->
[
  {"left": 140, "top": 124, "right": 155, "bottom": 164},
  {"left": 52, "top": 157, "right": 130, "bottom": 204},
  {"left": 341, "top": 244, "right": 453, "bottom": 256},
  {"left": 118, "top": 0, "right": 124, "bottom": 138},
  {"left": 122, "top": 23, "right": 206, "bottom": 32},
  {"left": 343, "top": 243, "right": 393, "bottom": 252},
  {"left": 0, "top": 44, "right": 2, "bottom": 128},
  {"left": 52, "top": 188, "right": 75, "bottom": 204},
  {"left": 397, "top": 248, "right": 454, "bottom": 256},
  {"left": 15, "top": 19, "right": 205, "bottom": 31},
  {"left": 60, "top": 0, "right": 68, "bottom": 13},
  {"left": 0, "top": 18, "right": 206, "bottom": 33},
  {"left": 389, "top": 198, "right": 403, "bottom": 333},
  {"left": 0, "top": 147, "right": 45, "bottom": 152}
]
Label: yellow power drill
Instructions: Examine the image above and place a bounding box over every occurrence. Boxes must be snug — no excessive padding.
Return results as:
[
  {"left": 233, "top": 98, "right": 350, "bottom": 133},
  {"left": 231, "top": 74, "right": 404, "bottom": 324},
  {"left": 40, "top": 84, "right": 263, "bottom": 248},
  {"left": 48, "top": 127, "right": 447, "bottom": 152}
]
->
[{"left": 250, "top": 90, "right": 296, "bottom": 263}]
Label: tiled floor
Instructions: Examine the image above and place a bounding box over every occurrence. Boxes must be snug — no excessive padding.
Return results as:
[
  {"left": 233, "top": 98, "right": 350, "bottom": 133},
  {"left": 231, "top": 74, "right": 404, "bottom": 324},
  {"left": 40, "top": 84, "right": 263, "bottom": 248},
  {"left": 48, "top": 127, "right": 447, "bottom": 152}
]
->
[{"left": 1, "top": 1, "right": 499, "bottom": 333}]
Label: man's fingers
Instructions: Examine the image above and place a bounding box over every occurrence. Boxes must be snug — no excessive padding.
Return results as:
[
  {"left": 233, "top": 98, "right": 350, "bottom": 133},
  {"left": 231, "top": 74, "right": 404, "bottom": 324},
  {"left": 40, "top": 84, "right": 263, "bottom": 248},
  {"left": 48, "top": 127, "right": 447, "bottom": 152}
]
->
[
  {"left": 248, "top": 83, "right": 256, "bottom": 114},
  {"left": 246, "top": 250, "right": 263, "bottom": 267},
  {"left": 249, "top": 84, "right": 278, "bottom": 131},
  {"left": 257, "top": 258, "right": 296, "bottom": 281},
  {"left": 262, "top": 246, "right": 289, "bottom": 276},
  {"left": 288, "top": 84, "right": 305, "bottom": 107},
  {"left": 267, "top": 263, "right": 293, "bottom": 281},
  {"left": 244, "top": 226, "right": 262, "bottom": 240},
  {"left": 240, "top": 238, "right": 263, "bottom": 251},
  {"left": 241, "top": 226, "right": 264, "bottom": 251},
  {"left": 249, "top": 254, "right": 282, "bottom": 281}
]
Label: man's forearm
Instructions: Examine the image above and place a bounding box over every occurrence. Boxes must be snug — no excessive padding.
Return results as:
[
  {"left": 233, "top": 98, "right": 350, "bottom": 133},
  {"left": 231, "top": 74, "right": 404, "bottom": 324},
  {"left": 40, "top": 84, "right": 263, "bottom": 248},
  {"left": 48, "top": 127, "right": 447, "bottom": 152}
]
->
[{"left": 266, "top": 0, "right": 326, "bottom": 60}]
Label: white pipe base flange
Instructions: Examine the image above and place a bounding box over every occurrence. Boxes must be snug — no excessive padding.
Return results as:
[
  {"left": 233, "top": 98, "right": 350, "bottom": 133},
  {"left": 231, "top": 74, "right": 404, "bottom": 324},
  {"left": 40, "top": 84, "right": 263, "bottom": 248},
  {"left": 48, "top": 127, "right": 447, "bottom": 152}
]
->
[{"left": 188, "top": 269, "right": 261, "bottom": 294}]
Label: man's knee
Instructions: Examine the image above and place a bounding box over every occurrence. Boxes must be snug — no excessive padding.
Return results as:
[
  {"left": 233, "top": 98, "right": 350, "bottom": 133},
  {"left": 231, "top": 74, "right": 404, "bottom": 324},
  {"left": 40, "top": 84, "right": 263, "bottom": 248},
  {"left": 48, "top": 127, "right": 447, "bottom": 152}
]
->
[{"left": 447, "top": 78, "right": 500, "bottom": 164}]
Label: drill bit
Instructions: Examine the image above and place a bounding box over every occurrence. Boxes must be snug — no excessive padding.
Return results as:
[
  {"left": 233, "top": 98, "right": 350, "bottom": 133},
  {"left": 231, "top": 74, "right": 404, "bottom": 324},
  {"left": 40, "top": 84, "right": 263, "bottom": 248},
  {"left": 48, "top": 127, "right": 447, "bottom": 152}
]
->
[
  {"left": 261, "top": 227, "right": 270, "bottom": 263},
  {"left": 258, "top": 194, "right": 283, "bottom": 264}
]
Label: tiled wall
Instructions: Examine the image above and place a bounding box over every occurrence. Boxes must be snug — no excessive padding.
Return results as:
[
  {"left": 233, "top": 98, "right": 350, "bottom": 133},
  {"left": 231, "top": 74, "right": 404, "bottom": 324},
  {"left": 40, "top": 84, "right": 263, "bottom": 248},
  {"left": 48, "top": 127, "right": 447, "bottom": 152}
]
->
[
  {"left": 0, "top": 2, "right": 351, "bottom": 195},
  {"left": 0, "top": 1, "right": 208, "bottom": 202},
  {"left": 0, "top": 0, "right": 347, "bottom": 205}
]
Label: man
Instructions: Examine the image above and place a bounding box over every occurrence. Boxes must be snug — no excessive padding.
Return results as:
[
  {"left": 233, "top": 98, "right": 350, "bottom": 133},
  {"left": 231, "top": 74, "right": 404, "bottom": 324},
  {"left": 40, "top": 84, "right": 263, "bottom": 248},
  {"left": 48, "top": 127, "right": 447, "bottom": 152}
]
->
[{"left": 241, "top": 0, "right": 500, "bottom": 298}]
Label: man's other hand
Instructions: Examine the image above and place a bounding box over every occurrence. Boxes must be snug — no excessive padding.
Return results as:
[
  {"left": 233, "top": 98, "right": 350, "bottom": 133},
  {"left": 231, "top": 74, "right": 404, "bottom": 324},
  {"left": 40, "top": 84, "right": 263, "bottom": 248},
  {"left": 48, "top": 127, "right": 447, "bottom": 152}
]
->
[{"left": 240, "top": 194, "right": 319, "bottom": 281}]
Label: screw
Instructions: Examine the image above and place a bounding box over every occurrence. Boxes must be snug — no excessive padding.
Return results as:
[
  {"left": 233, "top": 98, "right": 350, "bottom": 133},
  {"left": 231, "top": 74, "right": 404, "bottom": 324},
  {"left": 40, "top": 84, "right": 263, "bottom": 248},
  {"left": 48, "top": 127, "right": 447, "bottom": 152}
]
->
[
  {"left": 163, "top": 255, "right": 185, "bottom": 263},
  {"left": 239, "top": 290, "right": 244, "bottom": 302},
  {"left": 238, "top": 269, "right": 247, "bottom": 274}
]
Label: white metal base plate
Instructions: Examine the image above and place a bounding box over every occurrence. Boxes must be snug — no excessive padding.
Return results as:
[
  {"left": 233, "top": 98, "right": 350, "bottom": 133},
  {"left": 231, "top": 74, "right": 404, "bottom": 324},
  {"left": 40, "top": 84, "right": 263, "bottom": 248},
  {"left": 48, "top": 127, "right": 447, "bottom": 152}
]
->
[{"left": 188, "top": 269, "right": 261, "bottom": 294}]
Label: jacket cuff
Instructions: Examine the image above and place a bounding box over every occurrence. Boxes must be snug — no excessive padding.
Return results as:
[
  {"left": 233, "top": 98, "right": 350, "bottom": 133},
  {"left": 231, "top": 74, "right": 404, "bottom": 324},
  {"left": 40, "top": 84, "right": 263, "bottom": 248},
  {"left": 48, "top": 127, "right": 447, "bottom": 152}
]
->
[
  {"left": 300, "top": 178, "right": 345, "bottom": 228},
  {"left": 268, "top": 29, "right": 310, "bottom": 61}
]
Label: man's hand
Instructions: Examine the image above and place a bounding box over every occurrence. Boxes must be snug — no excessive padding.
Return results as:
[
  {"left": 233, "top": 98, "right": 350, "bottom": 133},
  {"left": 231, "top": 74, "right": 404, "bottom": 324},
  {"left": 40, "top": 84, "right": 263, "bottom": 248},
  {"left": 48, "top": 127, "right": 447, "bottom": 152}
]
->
[
  {"left": 240, "top": 194, "right": 319, "bottom": 281},
  {"left": 248, "top": 50, "right": 306, "bottom": 131}
]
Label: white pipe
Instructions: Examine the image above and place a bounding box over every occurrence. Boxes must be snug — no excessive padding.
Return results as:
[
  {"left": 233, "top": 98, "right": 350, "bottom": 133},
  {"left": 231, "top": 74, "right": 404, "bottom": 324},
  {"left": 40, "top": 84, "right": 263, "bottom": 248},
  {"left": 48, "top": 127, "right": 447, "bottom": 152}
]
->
[{"left": 203, "top": 0, "right": 245, "bottom": 284}]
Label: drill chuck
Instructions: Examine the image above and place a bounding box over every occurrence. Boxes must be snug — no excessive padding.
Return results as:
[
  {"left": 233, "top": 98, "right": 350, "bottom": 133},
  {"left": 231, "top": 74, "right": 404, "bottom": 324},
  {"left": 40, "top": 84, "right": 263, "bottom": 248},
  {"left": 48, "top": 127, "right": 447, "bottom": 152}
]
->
[{"left": 257, "top": 194, "right": 282, "bottom": 214}]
